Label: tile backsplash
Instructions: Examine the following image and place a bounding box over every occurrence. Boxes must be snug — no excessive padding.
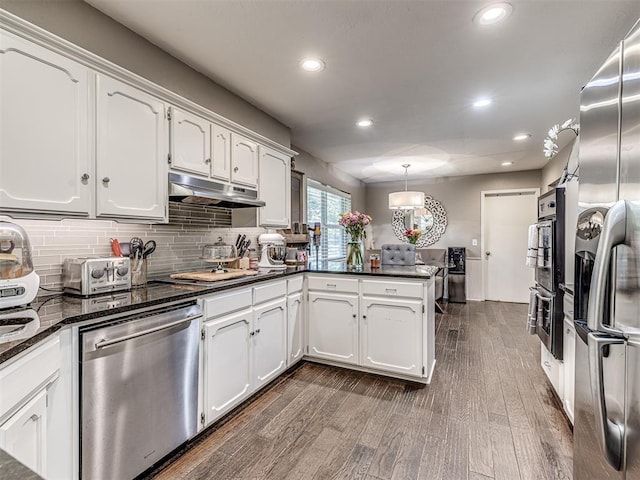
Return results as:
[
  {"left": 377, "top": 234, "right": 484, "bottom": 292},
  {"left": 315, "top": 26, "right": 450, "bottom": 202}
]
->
[{"left": 1, "top": 202, "right": 267, "bottom": 288}]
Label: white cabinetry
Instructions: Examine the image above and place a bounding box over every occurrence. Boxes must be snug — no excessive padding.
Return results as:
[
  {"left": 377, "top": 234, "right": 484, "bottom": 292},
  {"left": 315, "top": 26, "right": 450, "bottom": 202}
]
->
[
  {"left": 0, "top": 30, "right": 91, "bottom": 216},
  {"left": 541, "top": 342, "right": 563, "bottom": 398},
  {"left": 0, "top": 336, "right": 60, "bottom": 478},
  {"left": 252, "top": 298, "right": 287, "bottom": 389},
  {"left": 231, "top": 133, "right": 259, "bottom": 187},
  {"left": 562, "top": 291, "right": 575, "bottom": 424},
  {"left": 96, "top": 75, "right": 167, "bottom": 221},
  {"left": 360, "top": 296, "right": 423, "bottom": 376},
  {"left": 0, "top": 389, "right": 48, "bottom": 476},
  {"left": 287, "top": 276, "right": 305, "bottom": 366},
  {"left": 258, "top": 146, "right": 290, "bottom": 227},
  {"left": 202, "top": 280, "right": 287, "bottom": 426},
  {"left": 212, "top": 124, "right": 232, "bottom": 182},
  {"left": 203, "top": 307, "right": 252, "bottom": 424},
  {"left": 307, "top": 291, "right": 359, "bottom": 365},
  {"left": 170, "top": 107, "right": 211, "bottom": 177}
]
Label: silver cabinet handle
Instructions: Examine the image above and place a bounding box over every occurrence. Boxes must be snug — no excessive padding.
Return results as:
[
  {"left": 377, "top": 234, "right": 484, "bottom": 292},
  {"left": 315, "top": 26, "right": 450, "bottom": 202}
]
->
[
  {"left": 205, "top": 158, "right": 211, "bottom": 164},
  {"left": 543, "top": 361, "right": 551, "bottom": 368},
  {"left": 234, "top": 166, "right": 239, "bottom": 172},
  {"left": 485, "top": 251, "right": 491, "bottom": 256},
  {"left": 102, "top": 177, "right": 110, "bottom": 184},
  {"left": 250, "top": 331, "right": 255, "bottom": 336},
  {"left": 30, "top": 414, "right": 39, "bottom": 422},
  {"left": 385, "top": 288, "right": 397, "bottom": 294},
  {"left": 588, "top": 332, "right": 625, "bottom": 470},
  {"left": 81, "top": 173, "right": 90, "bottom": 183},
  {"left": 95, "top": 314, "right": 201, "bottom": 349},
  {"left": 587, "top": 201, "right": 627, "bottom": 333},
  {"left": 255, "top": 328, "right": 260, "bottom": 334}
]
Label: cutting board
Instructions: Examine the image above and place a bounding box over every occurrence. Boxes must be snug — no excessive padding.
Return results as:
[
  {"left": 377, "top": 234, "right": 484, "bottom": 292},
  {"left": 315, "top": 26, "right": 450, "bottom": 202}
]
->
[{"left": 170, "top": 269, "right": 260, "bottom": 282}]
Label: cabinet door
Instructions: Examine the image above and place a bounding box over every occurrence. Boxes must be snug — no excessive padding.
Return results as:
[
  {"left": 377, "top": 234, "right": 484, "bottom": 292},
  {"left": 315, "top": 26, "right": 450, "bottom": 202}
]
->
[
  {"left": 211, "top": 124, "right": 232, "bottom": 182},
  {"left": 258, "top": 146, "right": 291, "bottom": 227},
  {"left": 0, "top": 388, "right": 48, "bottom": 477},
  {"left": 563, "top": 318, "right": 575, "bottom": 423},
  {"left": 230, "top": 133, "right": 258, "bottom": 187},
  {"left": 287, "top": 292, "right": 304, "bottom": 366},
  {"left": 0, "top": 31, "right": 91, "bottom": 216},
  {"left": 203, "top": 310, "right": 252, "bottom": 424},
  {"left": 170, "top": 107, "right": 211, "bottom": 177},
  {"left": 361, "top": 297, "right": 423, "bottom": 376},
  {"left": 252, "top": 298, "right": 287, "bottom": 390},
  {"left": 308, "top": 292, "right": 358, "bottom": 365},
  {"left": 96, "top": 75, "right": 167, "bottom": 221}
]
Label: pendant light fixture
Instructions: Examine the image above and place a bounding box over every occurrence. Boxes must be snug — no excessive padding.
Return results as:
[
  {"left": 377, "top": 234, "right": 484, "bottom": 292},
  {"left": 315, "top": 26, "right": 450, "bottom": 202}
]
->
[{"left": 388, "top": 164, "right": 425, "bottom": 210}]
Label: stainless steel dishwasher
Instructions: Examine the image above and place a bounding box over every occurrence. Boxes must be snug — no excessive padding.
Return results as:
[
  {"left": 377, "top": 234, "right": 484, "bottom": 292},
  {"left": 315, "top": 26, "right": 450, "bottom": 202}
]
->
[{"left": 80, "top": 301, "right": 202, "bottom": 480}]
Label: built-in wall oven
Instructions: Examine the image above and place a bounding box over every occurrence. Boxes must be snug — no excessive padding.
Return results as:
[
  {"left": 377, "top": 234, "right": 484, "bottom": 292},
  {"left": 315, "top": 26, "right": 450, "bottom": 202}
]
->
[
  {"left": 79, "top": 301, "right": 202, "bottom": 480},
  {"left": 532, "top": 188, "right": 566, "bottom": 359}
]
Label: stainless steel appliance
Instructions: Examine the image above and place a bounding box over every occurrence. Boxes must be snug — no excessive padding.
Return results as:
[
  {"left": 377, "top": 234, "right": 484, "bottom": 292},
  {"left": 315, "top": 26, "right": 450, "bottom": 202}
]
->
[
  {"left": 531, "top": 188, "right": 566, "bottom": 359},
  {"left": 573, "top": 18, "right": 640, "bottom": 479},
  {"left": 0, "top": 221, "right": 39, "bottom": 309},
  {"left": 168, "top": 172, "right": 265, "bottom": 208},
  {"left": 80, "top": 301, "right": 201, "bottom": 480},
  {"left": 447, "top": 247, "right": 466, "bottom": 303},
  {"left": 258, "top": 232, "right": 287, "bottom": 269},
  {"left": 63, "top": 257, "right": 131, "bottom": 296}
]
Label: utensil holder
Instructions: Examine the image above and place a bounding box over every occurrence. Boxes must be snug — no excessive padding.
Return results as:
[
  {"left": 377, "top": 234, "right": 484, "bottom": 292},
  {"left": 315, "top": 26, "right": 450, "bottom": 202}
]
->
[{"left": 131, "top": 258, "right": 147, "bottom": 287}]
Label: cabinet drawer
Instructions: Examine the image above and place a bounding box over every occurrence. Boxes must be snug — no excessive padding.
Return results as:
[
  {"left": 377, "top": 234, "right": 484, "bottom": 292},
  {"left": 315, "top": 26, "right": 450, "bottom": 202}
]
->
[
  {"left": 307, "top": 276, "right": 359, "bottom": 294},
  {"left": 361, "top": 279, "right": 423, "bottom": 298},
  {"left": 254, "top": 280, "right": 287, "bottom": 305},
  {"left": 204, "top": 288, "right": 252, "bottom": 319},
  {"left": 287, "top": 275, "right": 304, "bottom": 294},
  {"left": 0, "top": 335, "right": 60, "bottom": 420}
]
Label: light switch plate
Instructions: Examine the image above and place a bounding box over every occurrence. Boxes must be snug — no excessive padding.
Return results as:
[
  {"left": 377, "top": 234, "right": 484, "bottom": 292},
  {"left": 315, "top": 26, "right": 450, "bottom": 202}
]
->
[{"left": 471, "top": 239, "right": 478, "bottom": 246}]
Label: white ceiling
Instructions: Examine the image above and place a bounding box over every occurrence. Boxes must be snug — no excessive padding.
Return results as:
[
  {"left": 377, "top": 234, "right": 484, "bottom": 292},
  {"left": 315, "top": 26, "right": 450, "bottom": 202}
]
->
[{"left": 84, "top": 0, "right": 639, "bottom": 183}]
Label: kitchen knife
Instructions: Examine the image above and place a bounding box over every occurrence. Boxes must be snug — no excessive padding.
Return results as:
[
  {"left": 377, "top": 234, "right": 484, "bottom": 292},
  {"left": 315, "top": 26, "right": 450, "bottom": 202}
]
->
[
  {"left": 235, "top": 234, "right": 242, "bottom": 249},
  {"left": 242, "top": 239, "right": 251, "bottom": 257},
  {"left": 237, "top": 235, "right": 247, "bottom": 255}
]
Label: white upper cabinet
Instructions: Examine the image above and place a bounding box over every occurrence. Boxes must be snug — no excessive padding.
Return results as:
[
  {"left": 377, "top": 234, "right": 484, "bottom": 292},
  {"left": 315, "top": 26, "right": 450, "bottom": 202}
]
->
[
  {"left": 96, "top": 75, "right": 167, "bottom": 221},
  {"left": 211, "top": 124, "right": 232, "bottom": 182},
  {"left": 170, "top": 107, "right": 211, "bottom": 177},
  {"left": 258, "top": 146, "right": 290, "bottom": 227},
  {"left": 0, "top": 31, "right": 91, "bottom": 216},
  {"left": 231, "top": 133, "right": 259, "bottom": 187}
]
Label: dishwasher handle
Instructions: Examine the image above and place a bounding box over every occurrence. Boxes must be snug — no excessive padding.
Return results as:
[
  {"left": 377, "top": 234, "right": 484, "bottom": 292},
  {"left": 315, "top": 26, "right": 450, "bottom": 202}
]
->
[{"left": 95, "top": 313, "right": 202, "bottom": 349}]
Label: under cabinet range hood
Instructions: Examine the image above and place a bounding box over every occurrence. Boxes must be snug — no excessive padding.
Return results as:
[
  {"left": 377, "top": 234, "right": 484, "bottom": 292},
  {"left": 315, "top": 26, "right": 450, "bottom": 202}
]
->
[{"left": 168, "top": 172, "right": 265, "bottom": 209}]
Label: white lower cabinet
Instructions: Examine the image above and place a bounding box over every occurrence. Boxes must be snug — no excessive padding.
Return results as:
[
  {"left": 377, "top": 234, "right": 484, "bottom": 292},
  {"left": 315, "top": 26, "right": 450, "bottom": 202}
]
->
[
  {"left": 563, "top": 317, "right": 576, "bottom": 424},
  {"left": 203, "top": 308, "right": 253, "bottom": 425},
  {"left": 541, "top": 342, "right": 563, "bottom": 398},
  {"left": 307, "top": 291, "right": 359, "bottom": 365},
  {"left": 252, "top": 298, "right": 287, "bottom": 390},
  {"left": 360, "top": 297, "right": 423, "bottom": 376},
  {"left": 0, "top": 388, "right": 49, "bottom": 476},
  {"left": 287, "top": 292, "right": 304, "bottom": 366}
]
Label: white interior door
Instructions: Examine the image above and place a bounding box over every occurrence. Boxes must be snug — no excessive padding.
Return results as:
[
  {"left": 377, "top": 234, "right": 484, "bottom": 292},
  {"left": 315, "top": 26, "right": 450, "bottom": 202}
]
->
[{"left": 483, "top": 190, "right": 538, "bottom": 303}]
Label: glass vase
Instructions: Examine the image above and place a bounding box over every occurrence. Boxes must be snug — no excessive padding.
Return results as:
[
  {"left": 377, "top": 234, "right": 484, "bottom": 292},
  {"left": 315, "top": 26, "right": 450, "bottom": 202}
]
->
[{"left": 346, "top": 240, "right": 364, "bottom": 271}]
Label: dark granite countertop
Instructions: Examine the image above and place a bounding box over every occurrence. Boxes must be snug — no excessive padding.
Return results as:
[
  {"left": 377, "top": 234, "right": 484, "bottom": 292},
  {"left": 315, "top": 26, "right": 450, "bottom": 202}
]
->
[
  {"left": 0, "top": 449, "right": 42, "bottom": 480},
  {"left": 0, "top": 263, "right": 436, "bottom": 365}
]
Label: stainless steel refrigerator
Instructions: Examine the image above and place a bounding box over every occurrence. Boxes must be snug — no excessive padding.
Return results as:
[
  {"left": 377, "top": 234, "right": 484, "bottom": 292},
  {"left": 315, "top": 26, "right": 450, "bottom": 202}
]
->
[{"left": 573, "top": 18, "right": 640, "bottom": 479}]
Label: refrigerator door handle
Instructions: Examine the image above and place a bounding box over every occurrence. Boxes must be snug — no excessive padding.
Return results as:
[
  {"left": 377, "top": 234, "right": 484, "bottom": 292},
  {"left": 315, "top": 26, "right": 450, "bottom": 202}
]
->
[
  {"left": 587, "top": 200, "right": 627, "bottom": 333},
  {"left": 588, "top": 332, "right": 625, "bottom": 471}
]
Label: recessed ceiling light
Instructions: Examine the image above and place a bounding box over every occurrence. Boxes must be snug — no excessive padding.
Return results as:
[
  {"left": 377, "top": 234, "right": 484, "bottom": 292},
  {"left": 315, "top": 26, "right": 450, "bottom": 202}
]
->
[
  {"left": 474, "top": 3, "right": 513, "bottom": 26},
  {"left": 473, "top": 98, "right": 492, "bottom": 108},
  {"left": 300, "top": 58, "right": 325, "bottom": 72},
  {"left": 513, "top": 133, "right": 531, "bottom": 141},
  {"left": 357, "top": 119, "right": 373, "bottom": 128},
  {"left": 502, "top": 161, "right": 514, "bottom": 166}
]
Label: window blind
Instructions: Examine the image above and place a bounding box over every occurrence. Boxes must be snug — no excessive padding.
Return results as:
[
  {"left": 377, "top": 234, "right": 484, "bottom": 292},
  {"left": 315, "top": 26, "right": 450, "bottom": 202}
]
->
[{"left": 306, "top": 179, "right": 352, "bottom": 262}]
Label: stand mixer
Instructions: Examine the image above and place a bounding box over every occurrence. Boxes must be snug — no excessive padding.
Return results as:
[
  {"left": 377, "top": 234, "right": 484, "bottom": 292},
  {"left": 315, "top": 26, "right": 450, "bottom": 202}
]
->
[{"left": 258, "top": 233, "right": 287, "bottom": 269}]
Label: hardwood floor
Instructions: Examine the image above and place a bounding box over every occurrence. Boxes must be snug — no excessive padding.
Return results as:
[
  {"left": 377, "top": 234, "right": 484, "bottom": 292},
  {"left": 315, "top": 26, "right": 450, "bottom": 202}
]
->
[{"left": 151, "top": 301, "right": 573, "bottom": 480}]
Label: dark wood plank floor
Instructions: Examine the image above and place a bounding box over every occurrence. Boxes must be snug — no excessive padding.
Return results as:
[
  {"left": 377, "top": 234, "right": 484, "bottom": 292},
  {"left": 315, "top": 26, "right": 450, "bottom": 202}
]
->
[{"left": 152, "top": 301, "right": 573, "bottom": 480}]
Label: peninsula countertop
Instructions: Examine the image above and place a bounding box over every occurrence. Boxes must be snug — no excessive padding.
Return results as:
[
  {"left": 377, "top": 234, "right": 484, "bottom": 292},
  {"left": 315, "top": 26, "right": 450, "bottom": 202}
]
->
[{"left": 0, "top": 263, "right": 438, "bottom": 364}]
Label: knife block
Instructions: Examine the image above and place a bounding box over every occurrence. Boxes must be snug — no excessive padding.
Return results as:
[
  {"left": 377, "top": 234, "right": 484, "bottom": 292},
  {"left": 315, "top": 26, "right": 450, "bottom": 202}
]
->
[{"left": 228, "top": 257, "right": 250, "bottom": 270}]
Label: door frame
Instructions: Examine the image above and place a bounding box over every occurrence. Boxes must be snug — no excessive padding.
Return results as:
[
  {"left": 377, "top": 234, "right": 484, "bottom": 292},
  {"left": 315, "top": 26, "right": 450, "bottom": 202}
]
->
[{"left": 480, "top": 188, "right": 540, "bottom": 301}]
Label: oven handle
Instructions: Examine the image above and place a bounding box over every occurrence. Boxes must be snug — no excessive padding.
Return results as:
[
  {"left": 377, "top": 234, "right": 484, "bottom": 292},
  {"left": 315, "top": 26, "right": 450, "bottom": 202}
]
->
[
  {"left": 587, "top": 200, "right": 627, "bottom": 333},
  {"left": 94, "top": 314, "right": 202, "bottom": 349}
]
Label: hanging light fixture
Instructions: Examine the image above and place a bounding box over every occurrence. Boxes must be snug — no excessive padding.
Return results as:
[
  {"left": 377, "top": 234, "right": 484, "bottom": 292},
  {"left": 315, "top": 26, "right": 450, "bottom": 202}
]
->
[{"left": 388, "top": 164, "right": 425, "bottom": 210}]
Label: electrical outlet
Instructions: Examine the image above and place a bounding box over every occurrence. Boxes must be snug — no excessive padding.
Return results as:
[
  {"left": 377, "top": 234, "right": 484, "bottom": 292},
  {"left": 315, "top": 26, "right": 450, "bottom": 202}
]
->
[{"left": 471, "top": 239, "right": 478, "bottom": 246}]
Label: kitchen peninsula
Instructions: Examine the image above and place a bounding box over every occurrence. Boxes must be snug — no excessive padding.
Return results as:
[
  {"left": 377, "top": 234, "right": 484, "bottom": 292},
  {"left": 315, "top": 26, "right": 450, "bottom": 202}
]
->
[{"left": 0, "top": 264, "right": 437, "bottom": 480}]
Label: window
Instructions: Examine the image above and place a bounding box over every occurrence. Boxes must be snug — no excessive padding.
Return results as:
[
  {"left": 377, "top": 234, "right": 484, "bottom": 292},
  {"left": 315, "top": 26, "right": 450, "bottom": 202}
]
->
[{"left": 306, "top": 179, "right": 351, "bottom": 262}]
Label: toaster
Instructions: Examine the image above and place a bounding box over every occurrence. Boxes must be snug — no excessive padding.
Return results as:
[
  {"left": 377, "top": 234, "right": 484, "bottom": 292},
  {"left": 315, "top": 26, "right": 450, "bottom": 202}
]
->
[{"left": 63, "top": 257, "right": 131, "bottom": 296}]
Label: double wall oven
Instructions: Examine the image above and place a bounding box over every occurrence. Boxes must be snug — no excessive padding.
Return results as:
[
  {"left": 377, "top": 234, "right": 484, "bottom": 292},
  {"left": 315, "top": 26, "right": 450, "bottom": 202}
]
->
[{"left": 532, "top": 188, "right": 566, "bottom": 359}]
